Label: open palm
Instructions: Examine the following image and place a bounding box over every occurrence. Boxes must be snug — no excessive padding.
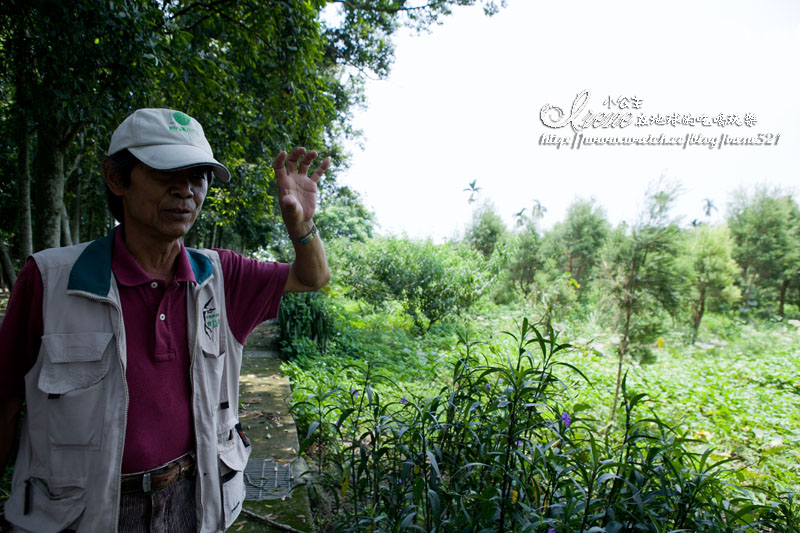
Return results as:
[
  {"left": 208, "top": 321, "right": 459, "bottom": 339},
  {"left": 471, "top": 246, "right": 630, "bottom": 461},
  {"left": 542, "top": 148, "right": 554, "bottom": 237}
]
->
[{"left": 273, "top": 147, "right": 330, "bottom": 235}]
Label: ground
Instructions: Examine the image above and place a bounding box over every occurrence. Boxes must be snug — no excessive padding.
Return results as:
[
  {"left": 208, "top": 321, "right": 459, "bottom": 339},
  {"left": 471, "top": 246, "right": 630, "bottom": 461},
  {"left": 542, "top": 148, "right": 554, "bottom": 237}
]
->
[{"left": 233, "top": 321, "right": 315, "bottom": 533}]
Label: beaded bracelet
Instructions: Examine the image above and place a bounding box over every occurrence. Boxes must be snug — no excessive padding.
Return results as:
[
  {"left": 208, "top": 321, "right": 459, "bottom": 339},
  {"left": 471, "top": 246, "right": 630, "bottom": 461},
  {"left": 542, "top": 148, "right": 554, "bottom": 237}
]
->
[{"left": 291, "top": 222, "right": 317, "bottom": 245}]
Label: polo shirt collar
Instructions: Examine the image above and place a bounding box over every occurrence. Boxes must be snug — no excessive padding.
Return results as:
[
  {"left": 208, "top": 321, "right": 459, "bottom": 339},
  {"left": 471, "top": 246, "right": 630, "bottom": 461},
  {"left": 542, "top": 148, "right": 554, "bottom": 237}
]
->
[
  {"left": 69, "top": 227, "right": 213, "bottom": 297},
  {"left": 112, "top": 227, "right": 196, "bottom": 286}
]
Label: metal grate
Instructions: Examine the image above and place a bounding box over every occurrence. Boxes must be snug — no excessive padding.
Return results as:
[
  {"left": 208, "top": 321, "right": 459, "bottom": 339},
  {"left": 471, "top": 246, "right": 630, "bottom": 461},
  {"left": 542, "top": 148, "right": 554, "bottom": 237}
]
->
[{"left": 243, "top": 459, "right": 293, "bottom": 501}]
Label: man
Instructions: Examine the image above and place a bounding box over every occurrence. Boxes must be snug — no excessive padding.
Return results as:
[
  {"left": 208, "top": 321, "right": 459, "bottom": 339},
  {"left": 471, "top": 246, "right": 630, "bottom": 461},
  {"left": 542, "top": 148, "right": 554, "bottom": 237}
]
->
[{"left": 0, "top": 108, "right": 331, "bottom": 532}]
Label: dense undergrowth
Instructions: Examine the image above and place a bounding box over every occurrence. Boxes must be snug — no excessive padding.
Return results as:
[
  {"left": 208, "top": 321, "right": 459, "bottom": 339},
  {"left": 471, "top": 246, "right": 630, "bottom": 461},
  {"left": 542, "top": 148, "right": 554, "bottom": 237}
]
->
[{"left": 281, "top": 292, "right": 799, "bottom": 532}]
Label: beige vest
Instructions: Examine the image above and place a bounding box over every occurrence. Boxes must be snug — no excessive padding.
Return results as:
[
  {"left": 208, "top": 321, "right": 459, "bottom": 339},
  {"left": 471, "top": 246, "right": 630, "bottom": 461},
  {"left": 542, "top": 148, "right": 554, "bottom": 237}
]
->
[{"left": 4, "top": 229, "right": 250, "bottom": 532}]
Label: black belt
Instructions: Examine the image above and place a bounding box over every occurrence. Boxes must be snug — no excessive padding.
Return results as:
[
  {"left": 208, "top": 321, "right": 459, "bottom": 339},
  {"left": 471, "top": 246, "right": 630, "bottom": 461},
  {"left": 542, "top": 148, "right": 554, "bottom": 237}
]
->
[{"left": 120, "top": 452, "right": 196, "bottom": 494}]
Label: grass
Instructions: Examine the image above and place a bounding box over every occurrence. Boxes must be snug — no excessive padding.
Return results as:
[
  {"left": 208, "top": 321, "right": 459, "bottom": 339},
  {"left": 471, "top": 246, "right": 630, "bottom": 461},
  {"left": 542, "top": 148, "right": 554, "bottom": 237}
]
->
[
  {"left": 550, "top": 312, "right": 800, "bottom": 496},
  {"left": 283, "top": 296, "right": 800, "bottom": 515}
]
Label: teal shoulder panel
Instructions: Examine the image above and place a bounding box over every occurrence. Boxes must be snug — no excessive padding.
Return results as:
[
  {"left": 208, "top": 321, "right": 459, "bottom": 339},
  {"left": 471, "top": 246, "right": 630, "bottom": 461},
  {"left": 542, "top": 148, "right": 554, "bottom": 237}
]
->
[
  {"left": 186, "top": 249, "right": 213, "bottom": 284},
  {"left": 67, "top": 228, "right": 117, "bottom": 296}
]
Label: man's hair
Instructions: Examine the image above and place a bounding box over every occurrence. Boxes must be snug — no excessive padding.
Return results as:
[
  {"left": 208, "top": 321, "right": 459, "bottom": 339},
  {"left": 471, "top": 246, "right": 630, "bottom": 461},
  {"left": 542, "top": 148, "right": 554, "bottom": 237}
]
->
[{"left": 104, "top": 149, "right": 139, "bottom": 223}]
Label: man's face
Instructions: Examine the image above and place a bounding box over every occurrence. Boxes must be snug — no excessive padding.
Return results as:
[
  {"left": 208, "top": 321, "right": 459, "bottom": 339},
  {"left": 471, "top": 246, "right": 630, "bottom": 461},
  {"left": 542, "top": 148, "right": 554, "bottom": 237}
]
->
[{"left": 120, "top": 163, "right": 209, "bottom": 242}]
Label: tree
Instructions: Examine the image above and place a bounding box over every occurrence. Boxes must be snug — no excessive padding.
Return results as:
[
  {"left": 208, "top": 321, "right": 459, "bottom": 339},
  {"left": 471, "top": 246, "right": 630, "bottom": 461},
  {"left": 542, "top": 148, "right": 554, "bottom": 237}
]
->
[
  {"left": 681, "top": 224, "right": 741, "bottom": 343},
  {"left": 603, "top": 181, "right": 687, "bottom": 422},
  {"left": 1, "top": 0, "right": 165, "bottom": 251},
  {"left": 463, "top": 179, "right": 481, "bottom": 204},
  {"left": 315, "top": 186, "right": 375, "bottom": 242},
  {"left": 727, "top": 187, "right": 800, "bottom": 317},
  {"left": 465, "top": 201, "right": 506, "bottom": 258},
  {"left": 541, "top": 197, "right": 610, "bottom": 293},
  {"left": 506, "top": 218, "right": 543, "bottom": 299},
  {"left": 340, "top": 237, "right": 487, "bottom": 333},
  {"left": 0, "top": 0, "right": 505, "bottom": 267}
]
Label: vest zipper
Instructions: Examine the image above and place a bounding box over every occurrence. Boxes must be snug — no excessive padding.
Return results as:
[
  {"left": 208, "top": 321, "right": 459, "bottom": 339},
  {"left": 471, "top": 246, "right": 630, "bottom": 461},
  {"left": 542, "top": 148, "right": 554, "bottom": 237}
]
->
[
  {"left": 190, "top": 277, "right": 211, "bottom": 529},
  {"left": 68, "top": 290, "right": 127, "bottom": 533}
]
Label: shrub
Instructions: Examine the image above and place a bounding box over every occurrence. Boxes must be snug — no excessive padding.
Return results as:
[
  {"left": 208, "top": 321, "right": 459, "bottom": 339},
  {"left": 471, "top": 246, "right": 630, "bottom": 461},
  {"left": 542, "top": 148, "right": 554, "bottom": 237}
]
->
[
  {"left": 339, "top": 237, "right": 489, "bottom": 333},
  {"left": 293, "top": 320, "right": 789, "bottom": 532},
  {"left": 278, "top": 291, "right": 332, "bottom": 359}
]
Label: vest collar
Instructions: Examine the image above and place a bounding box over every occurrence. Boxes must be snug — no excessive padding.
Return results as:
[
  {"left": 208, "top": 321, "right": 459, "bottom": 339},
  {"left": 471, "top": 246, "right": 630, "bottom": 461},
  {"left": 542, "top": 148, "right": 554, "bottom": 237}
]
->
[{"left": 68, "top": 227, "right": 213, "bottom": 296}]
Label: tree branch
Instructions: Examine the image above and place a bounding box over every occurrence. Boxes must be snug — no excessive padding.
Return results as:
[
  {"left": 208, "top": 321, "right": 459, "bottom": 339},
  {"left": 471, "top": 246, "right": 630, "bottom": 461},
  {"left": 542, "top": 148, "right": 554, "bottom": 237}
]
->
[
  {"left": 240, "top": 508, "right": 308, "bottom": 533},
  {"left": 330, "top": 0, "right": 440, "bottom": 14},
  {"left": 168, "top": 0, "right": 238, "bottom": 20}
]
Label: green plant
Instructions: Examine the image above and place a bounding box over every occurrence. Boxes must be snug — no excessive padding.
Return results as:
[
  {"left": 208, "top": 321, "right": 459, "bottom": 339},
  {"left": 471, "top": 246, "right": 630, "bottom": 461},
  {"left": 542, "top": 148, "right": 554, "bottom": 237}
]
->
[
  {"left": 338, "top": 237, "right": 489, "bottom": 333},
  {"left": 292, "top": 319, "right": 785, "bottom": 532},
  {"left": 278, "top": 291, "right": 332, "bottom": 359}
]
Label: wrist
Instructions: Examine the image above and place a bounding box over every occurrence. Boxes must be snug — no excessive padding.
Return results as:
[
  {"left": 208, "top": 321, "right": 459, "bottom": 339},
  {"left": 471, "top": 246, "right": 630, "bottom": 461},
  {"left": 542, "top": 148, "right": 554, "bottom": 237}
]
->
[{"left": 289, "top": 221, "right": 317, "bottom": 245}]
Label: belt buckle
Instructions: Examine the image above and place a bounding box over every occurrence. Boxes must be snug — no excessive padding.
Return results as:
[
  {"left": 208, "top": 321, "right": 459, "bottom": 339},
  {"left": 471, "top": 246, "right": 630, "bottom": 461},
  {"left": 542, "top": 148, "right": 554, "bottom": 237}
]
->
[{"left": 143, "top": 472, "right": 152, "bottom": 494}]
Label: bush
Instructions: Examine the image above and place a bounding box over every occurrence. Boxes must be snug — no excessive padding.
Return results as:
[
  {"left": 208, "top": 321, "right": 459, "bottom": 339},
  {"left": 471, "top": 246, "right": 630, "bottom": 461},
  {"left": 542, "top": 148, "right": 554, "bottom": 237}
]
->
[
  {"left": 293, "top": 320, "right": 792, "bottom": 532},
  {"left": 338, "top": 237, "right": 489, "bottom": 333},
  {"left": 278, "top": 291, "right": 332, "bottom": 359}
]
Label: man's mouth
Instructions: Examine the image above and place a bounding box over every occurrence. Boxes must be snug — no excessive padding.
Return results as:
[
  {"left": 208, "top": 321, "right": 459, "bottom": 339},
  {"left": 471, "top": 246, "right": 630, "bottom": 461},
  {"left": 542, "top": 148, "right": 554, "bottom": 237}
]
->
[{"left": 163, "top": 208, "right": 193, "bottom": 218}]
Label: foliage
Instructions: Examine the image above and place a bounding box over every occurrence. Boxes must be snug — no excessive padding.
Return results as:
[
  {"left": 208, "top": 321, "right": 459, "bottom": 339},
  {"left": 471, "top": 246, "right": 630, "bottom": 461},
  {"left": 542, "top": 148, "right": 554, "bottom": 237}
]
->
[
  {"left": 1, "top": 0, "right": 166, "bottom": 252},
  {"left": 727, "top": 187, "right": 800, "bottom": 317},
  {"left": 292, "top": 320, "right": 792, "bottom": 532},
  {"left": 278, "top": 291, "right": 334, "bottom": 359},
  {"left": 531, "top": 259, "right": 580, "bottom": 331},
  {"left": 505, "top": 221, "right": 543, "bottom": 298},
  {"left": 465, "top": 201, "right": 507, "bottom": 258},
  {"left": 601, "top": 180, "right": 688, "bottom": 422},
  {"left": 338, "top": 237, "right": 489, "bottom": 333},
  {"left": 541, "top": 197, "right": 610, "bottom": 294},
  {"left": 0, "top": 0, "right": 504, "bottom": 272},
  {"left": 315, "top": 186, "right": 376, "bottom": 243},
  {"left": 681, "top": 224, "right": 741, "bottom": 344}
]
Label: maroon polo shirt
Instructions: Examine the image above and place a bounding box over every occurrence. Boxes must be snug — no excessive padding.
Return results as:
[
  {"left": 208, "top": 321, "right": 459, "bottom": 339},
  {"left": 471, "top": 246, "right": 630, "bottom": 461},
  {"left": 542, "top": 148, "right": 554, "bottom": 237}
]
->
[{"left": 0, "top": 231, "right": 290, "bottom": 473}]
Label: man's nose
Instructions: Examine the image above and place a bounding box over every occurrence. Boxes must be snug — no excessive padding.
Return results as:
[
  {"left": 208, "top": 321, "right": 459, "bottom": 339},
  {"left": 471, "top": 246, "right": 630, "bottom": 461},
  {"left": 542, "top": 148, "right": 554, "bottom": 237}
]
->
[{"left": 170, "top": 178, "right": 194, "bottom": 198}]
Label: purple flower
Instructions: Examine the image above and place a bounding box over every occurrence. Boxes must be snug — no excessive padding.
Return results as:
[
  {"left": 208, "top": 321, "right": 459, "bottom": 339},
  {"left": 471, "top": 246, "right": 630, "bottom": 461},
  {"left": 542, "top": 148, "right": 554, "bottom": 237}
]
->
[
  {"left": 401, "top": 396, "right": 408, "bottom": 405},
  {"left": 548, "top": 529, "right": 556, "bottom": 533},
  {"left": 351, "top": 389, "right": 359, "bottom": 398},
  {"left": 485, "top": 383, "right": 491, "bottom": 391},
  {"left": 561, "top": 412, "right": 571, "bottom": 428},
  {"left": 515, "top": 439, "right": 523, "bottom": 447}
]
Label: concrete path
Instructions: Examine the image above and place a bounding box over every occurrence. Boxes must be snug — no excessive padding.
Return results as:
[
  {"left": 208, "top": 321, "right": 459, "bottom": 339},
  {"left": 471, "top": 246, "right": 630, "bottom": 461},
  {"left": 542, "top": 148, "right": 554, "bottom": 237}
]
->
[{"left": 234, "top": 324, "right": 314, "bottom": 532}]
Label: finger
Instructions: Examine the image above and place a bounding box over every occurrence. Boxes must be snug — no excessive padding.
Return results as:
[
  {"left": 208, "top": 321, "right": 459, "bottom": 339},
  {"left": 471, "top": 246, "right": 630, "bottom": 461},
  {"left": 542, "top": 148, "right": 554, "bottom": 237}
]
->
[
  {"left": 273, "top": 151, "right": 288, "bottom": 184},
  {"left": 272, "top": 151, "right": 287, "bottom": 169},
  {"left": 279, "top": 194, "right": 302, "bottom": 222},
  {"left": 309, "top": 157, "right": 331, "bottom": 183},
  {"left": 286, "top": 147, "right": 306, "bottom": 174},
  {"left": 297, "top": 150, "right": 317, "bottom": 176}
]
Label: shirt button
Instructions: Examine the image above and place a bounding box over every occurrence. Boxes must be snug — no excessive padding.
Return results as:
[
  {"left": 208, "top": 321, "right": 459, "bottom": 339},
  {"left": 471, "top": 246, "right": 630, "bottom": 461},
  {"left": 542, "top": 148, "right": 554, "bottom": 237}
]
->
[
  {"left": 159, "top": 314, "right": 166, "bottom": 321},
  {"left": 151, "top": 282, "right": 158, "bottom": 288}
]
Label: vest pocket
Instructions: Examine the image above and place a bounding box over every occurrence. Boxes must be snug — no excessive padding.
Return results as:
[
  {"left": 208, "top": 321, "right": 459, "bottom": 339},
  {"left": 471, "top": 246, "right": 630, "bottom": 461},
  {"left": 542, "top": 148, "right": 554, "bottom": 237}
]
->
[
  {"left": 5, "top": 477, "right": 86, "bottom": 532},
  {"left": 37, "top": 333, "right": 114, "bottom": 449},
  {"left": 218, "top": 429, "right": 251, "bottom": 529}
]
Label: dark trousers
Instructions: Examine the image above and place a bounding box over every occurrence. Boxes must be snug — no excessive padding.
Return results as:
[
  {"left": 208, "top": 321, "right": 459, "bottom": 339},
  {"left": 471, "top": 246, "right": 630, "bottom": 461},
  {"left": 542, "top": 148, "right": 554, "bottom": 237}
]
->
[{"left": 118, "top": 474, "right": 197, "bottom": 533}]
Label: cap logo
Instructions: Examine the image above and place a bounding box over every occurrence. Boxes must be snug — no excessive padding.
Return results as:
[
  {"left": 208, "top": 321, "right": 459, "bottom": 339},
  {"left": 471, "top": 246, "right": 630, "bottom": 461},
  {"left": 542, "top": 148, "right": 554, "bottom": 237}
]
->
[
  {"left": 173, "top": 112, "right": 191, "bottom": 126},
  {"left": 169, "top": 111, "right": 200, "bottom": 136}
]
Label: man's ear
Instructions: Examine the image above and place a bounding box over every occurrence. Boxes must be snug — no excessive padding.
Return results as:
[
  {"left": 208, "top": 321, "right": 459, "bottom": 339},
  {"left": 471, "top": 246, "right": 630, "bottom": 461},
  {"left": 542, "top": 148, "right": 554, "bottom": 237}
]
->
[{"left": 102, "top": 158, "right": 125, "bottom": 196}]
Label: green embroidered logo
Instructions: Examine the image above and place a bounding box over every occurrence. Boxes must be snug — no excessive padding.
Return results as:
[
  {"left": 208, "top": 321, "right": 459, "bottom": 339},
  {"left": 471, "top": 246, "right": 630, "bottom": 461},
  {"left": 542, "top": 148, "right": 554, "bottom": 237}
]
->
[
  {"left": 173, "top": 111, "right": 191, "bottom": 126},
  {"left": 169, "top": 111, "right": 200, "bottom": 136},
  {"left": 203, "top": 298, "right": 220, "bottom": 339}
]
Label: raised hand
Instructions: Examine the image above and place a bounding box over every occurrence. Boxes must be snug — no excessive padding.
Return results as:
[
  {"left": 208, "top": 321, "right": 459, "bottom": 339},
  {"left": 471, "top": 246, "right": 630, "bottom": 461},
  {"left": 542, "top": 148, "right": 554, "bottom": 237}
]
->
[{"left": 273, "top": 147, "right": 330, "bottom": 236}]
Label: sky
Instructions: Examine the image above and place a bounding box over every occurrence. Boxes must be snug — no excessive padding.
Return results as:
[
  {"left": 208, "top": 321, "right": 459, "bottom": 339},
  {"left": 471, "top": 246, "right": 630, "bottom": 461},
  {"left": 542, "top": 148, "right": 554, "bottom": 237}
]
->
[{"left": 337, "top": 0, "right": 800, "bottom": 242}]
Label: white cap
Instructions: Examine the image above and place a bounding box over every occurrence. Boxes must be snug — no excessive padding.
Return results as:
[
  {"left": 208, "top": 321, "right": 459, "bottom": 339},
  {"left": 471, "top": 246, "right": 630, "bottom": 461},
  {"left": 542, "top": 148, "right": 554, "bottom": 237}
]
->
[{"left": 108, "top": 108, "right": 231, "bottom": 182}]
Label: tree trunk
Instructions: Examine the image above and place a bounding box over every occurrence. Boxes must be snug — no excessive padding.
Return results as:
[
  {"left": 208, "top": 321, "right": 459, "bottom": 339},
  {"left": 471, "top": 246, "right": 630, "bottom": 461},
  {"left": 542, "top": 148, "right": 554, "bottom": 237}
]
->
[
  {"left": 209, "top": 224, "right": 217, "bottom": 249},
  {"left": 778, "top": 278, "right": 789, "bottom": 318},
  {"left": 88, "top": 206, "right": 97, "bottom": 242},
  {"left": 15, "top": 109, "right": 33, "bottom": 260},
  {"left": 609, "top": 304, "right": 632, "bottom": 425},
  {"left": 70, "top": 168, "right": 82, "bottom": 243},
  {"left": 691, "top": 286, "right": 706, "bottom": 344},
  {"left": 0, "top": 239, "right": 17, "bottom": 289},
  {"left": 12, "top": 13, "right": 34, "bottom": 260},
  {"left": 33, "top": 120, "right": 66, "bottom": 251},
  {"left": 61, "top": 204, "right": 73, "bottom": 247}
]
